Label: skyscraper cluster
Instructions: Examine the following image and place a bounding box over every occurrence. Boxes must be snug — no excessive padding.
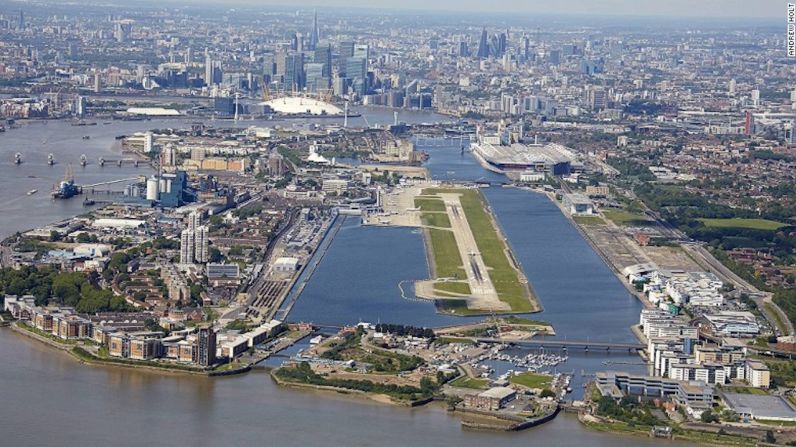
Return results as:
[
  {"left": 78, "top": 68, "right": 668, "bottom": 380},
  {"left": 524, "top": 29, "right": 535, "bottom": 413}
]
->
[{"left": 476, "top": 28, "right": 508, "bottom": 59}]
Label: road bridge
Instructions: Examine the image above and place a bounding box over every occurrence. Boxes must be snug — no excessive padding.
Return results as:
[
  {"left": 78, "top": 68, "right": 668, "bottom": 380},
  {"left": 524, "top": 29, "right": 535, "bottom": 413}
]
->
[
  {"left": 286, "top": 323, "right": 645, "bottom": 352},
  {"left": 475, "top": 337, "right": 645, "bottom": 352}
]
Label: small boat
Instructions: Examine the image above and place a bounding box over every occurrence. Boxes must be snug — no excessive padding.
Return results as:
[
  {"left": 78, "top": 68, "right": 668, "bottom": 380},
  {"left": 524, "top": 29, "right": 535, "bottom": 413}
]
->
[
  {"left": 82, "top": 135, "right": 90, "bottom": 140},
  {"left": 27, "top": 189, "right": 37, "bottom": 195}
]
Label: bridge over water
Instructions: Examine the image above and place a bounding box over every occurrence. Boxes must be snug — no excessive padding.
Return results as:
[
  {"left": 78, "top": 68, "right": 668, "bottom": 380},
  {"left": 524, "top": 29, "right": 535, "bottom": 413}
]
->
[
  {"left": 292, "top": 323, "right": 645, "bottom": 352},
  {"left": 475, "top": 337, "right": 645, "bottom": 352}
]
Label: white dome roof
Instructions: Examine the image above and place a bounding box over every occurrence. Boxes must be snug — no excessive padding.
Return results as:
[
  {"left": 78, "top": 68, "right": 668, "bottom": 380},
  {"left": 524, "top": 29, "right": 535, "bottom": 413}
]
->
[{"left": 260, "top": 97, "right": 343, "bottom": 116}]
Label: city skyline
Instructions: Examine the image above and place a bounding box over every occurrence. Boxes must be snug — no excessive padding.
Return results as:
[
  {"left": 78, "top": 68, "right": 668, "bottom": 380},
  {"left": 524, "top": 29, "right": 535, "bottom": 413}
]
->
[
  {"left": 1, "top": 1, "right": 796, "bottom": 446},
  {"left": 149, "top": 0, "right": 787, "bottom": 19}
]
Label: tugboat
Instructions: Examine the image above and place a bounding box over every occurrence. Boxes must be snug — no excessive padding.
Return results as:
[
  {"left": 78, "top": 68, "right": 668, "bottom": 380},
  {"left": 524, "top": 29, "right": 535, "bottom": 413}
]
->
[
  {"left": 47, "top": 153, "right": 54, "bottom": 165},
  {"left": 14, "top": 152, "right": 22, "bottom": 164},
  {"left": 80, "top": 154, "right": 87, "bottom": 167}
]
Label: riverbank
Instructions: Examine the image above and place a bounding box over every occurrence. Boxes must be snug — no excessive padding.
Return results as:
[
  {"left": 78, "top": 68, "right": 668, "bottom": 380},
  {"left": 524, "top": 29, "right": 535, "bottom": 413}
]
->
[
  {"left": 434, "top": 317, "right": 555, "bottom": 339},
  {"left": 272, "top": 363, "right": 562, "bottom": 432},
  {"left": 541, "top": 189, "right": 652, "bottom": 309},
  {"left": 270, "top": 210, "right": 343, "bottom": 320},
  {"left": 9, "top": 321, "right": 253, "bottom": 376},
  {"left": 456, "top": 405, "right": 560, "bottom": 431},
  {"left": 578, "top": 411, "right": 758, "bottom": 446},
  {"left": 0, "top": 326, "right": 696, "bottom": 447},
  {"left": 10, "top": 322, "right": 218, "bottom": 375},
  {"left": 270, "top": 367, "right": 434, "bottom": 407}
]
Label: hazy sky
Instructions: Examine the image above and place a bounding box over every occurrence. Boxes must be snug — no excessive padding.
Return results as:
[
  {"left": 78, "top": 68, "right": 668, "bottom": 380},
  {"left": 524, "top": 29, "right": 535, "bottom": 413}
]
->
[{"left": 217, "top": 0, "right": 784, "bottom": 19}]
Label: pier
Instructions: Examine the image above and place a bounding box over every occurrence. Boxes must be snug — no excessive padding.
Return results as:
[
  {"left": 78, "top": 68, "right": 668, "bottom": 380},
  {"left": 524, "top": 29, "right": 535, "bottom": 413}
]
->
[
  {"left": 474, "top": 337, "right": 645, "bottom": 352},
  {"left": 97, "top": 157, "right": 146, "bottom": 167},
  {"left": 272, "top": 212, "right": 343, "bottom": 321},
  {"left": 298, "top": 325, "right": 643, "bottom": 352}
]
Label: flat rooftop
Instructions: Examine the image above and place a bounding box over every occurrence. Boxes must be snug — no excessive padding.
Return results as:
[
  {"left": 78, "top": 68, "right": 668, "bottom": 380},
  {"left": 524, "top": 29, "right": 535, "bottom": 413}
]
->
[
  {"left": 480, "top": 386, "right": 516, "bottom": 399},
  {"left": 475, "top": 142, "right": 574, "bottom": 165},
  {"left": 722, "top": 393, "right": 796, "bottom": 421}
]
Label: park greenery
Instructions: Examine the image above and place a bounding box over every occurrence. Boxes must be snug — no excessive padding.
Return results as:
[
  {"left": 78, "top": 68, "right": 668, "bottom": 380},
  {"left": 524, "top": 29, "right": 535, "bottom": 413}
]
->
[
  {"left": 595, "top": 395, "right": 661, "bottom": 427},
  {"left": 321, "top": 331, "right": 425, "bottom": 373},
  {"left": 275, "top": 362, "right": 437, "bottom": 401},
  {"left": 605, "top": 156, "right": 796, "bottom": 326},
  {"left": 449, "top": 375, "right": 490, "bottom": 389},
  {"left": 232, "top": 204, "right": 264, "bottom": 220},
  {"left": 698, "top": 218, "right": 787, "bottom": 231},
  {"left": 276, "top": 145, "right": 303, "bottom": 168},
  {"left": 0, "top": 266, "right": 129, "bottom": 313},
  {"left": 509, "top": 372, "right": 552, "bottom": 389},
  {"left": 225, "top": 319, "right": 254, "bottom": 332},
  {"left": 601, "top": 209, "right": 651, "bottom": 226},
  {"left": 754, "top": 355, "right": 796, "bottom": 388}
]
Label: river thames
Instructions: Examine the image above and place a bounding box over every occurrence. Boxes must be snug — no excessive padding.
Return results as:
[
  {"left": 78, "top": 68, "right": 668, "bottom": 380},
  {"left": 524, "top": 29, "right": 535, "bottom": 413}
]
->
[
  {"left": 288, "top": 144, "right": 648, "bottom": 395},
  {"left": 0, "top": 111, "right": 689, "bottom": 446},
  {"left": 0, "top": 330, "right": 691, "bottom": 447},
  {"left": 0, "top": 106, "right": 450, "bottom": 239}
]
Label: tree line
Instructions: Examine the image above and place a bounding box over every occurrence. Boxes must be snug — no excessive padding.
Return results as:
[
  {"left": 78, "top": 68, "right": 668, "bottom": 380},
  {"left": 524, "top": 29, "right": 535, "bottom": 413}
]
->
[
  {"left": 374, "top": 323, "right": 435, "bottom": 339},
  {"left": 1, "top": 266, "right": 130, "bottom": 313}
]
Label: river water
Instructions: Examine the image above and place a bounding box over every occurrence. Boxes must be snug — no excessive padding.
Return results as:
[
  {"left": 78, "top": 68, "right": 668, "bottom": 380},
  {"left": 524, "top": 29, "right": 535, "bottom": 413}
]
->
[
  {"left": 0, "top": 330, "right": 689, "bottom": 447},
  {"left": 0, "top": 117, "right": 682, "bottom": 446},
  {"left": 0, "top": 106, "right": 451, "bottom": 239},
  {"left": 287, "top": 146, "right": 648, "bottom": 396}
]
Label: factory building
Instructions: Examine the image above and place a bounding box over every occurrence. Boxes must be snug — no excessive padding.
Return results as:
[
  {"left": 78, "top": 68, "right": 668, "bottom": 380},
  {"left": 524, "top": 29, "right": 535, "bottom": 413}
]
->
[{"left": 158, "top": 171, "right": 189, "bottom": 207}]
